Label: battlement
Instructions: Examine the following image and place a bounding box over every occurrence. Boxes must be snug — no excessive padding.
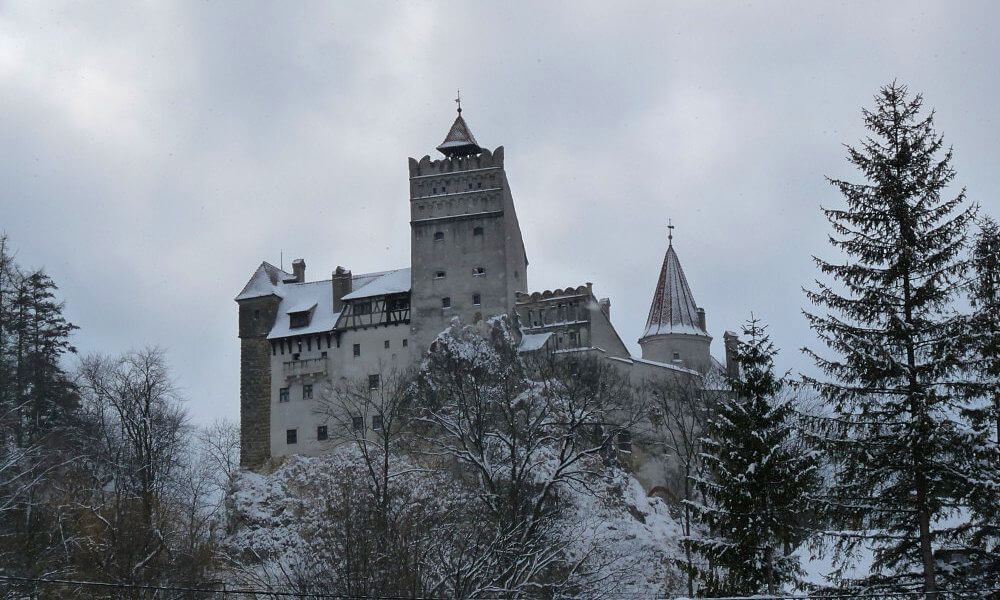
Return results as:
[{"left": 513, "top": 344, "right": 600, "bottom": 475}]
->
[
  {"left": 516, "top": 283, "right": 593, "bottom": 304},
  {"left": 408, "top": 146, "right": 505, "bottom": 178}
]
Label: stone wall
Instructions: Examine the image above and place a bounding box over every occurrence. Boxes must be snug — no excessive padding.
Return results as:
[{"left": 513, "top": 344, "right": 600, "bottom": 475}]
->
[{"left": 240, "top": 336, "right": 272, "bottom": 468}]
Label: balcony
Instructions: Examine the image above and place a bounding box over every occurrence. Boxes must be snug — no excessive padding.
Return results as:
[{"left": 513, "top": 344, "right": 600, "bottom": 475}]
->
[{"left": 283, "top": 357, "right": 328, "bottom": 379}]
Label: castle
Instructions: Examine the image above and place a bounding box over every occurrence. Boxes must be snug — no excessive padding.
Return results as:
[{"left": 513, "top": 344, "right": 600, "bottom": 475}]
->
[{"left": 236, "top": 106, "right": 733, "bottom": 484}]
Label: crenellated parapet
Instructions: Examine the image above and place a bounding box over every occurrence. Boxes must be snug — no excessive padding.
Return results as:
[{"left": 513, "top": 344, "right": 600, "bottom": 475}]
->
[{"left": 408, "top": 146, "right": 505, "bottom": 178}]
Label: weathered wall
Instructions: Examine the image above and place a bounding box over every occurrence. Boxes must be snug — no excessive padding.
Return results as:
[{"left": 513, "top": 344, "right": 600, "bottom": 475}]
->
[
  {"left": 238, "top": 295, "right": 280, "bottom": 468},
  {"left": 408, "top": 147, "right": 526, "bottom": 353},
  {"left": 638, "top": 333, "right": 713, "bottom": 374},
  {"left": 268, "top": 322, "right": 412, "bottom": 458}
]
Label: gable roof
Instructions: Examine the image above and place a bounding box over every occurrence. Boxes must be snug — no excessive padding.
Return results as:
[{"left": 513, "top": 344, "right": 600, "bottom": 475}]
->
[{"left": 642, "top": 242, "right": 708, "bottom": 337}]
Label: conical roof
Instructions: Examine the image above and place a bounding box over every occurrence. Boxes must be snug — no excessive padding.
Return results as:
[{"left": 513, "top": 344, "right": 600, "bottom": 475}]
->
[
  {"left": 437, "top": 113, "right": 482, "bottom": 157},
  {"left": 642, "top": 241, "right": 707, "bottom": 337}
]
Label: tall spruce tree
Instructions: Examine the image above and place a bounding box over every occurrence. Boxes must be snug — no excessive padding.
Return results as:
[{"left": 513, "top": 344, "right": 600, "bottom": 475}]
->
[
  {"left": 685, "top": 316, "right": 818, "bottom": 596},
  {"left": 959, "top": 215, "right": 1000, "bottom": 586},
  {"left": 968, "top": 216, "right": 1000, "bottom": 444},
  {"left": 803, "top": 82, "right": 979, "bottom": 595}
]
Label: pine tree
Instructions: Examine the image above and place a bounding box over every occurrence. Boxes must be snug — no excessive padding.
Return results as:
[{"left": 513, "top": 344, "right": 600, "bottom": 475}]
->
[
  {"left": 960, "top": 215, "right": 1000, "bottom": 586},
  {"left": 685, "top": 316, "right": 818, "bottom": 596},
  {"left": 968, "top": 216, "right": 1000, "bottom": 445},
  {"left": 802, "top": 82, "right": 979, "bottom": 595}
]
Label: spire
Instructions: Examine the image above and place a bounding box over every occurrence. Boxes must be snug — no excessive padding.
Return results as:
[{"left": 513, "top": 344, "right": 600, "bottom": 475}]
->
[
  {"left": 642, "top": 226, "right": 707, "bottom": 338},
  {"left": 437, "top": 91, "right": 483, "bottom": 157}
]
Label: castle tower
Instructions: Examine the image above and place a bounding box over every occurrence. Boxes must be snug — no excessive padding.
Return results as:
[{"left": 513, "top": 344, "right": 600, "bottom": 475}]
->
[
  {"left": 638, "top": 225, "right": 713, "bottom": 374},
  {"left": 235, "top": 261, "right": 287, "bottom": 468},
  {"left": 408, "top": 102, "right": 528, "bottom": 351}
]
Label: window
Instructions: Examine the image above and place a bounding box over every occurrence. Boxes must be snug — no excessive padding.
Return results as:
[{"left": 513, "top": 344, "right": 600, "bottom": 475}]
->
[
  {"left": 434, "top": 270, "right": 446, "bottom": 279},
  {"left": 289, "top": 311, "right": 310, "bottom": 328},
  {"left": 617, "top": 430, "right": 632, "bottom": 453},
  {"left": 477, "top": 182, "right": 483, "bottom": 189},
  {"left": 253, "top": 309, "right": 260, "bottom": 320},
  {"left": 302, "top": 384, "right": 313, "bottom": 400},
  {"left": 292, "top": 352, "right": 300, "bottom": 361},
  {"left": 286, "top": 429, "right": 297, "bottom": 445},
  {"left": 402, "top": 338, "right": 408, "bottom": 347},
  {"left": 434, "top": 231, "right": 444, "bottom": 241},
  {"left": 441, "top": 297, "right": 451, "bottom": 309},
  {"left": 472, "top": 266, "right": 485, "bottom": 276},
  {"left": 317, "top": 425, "right": 328, "bottom": 441},
  {"left": 369, "top": 374, "right": 380, "bottom": 390},
  {"left": 352, "top": 416, "right": 364, "bottom": 431},
  {"left": 672, "top": 352, "right": 681, "bottom": 361},
  {"left": 321, "top": 351, "right": 328, "bottom": 358},
  {"left": 384, "top": 340, "right": 390, "bottom": 349},
  {"left": 352, "top": 301, "right": 371, "bottom": 315},
  {"left": 353, "top": 343, "right": 360, "bottom": 357},
  {"left": 472, "top": 293, "right": 481, "bottom": 306},
  {"left": 473, "top": 226, "right": 483, "bottom": 236},
  {"left": 279, "top": 387, "right": 289, "bottom": 403},
  {"left": 372, "top": 415, "right": 383, "bottom": 431}
]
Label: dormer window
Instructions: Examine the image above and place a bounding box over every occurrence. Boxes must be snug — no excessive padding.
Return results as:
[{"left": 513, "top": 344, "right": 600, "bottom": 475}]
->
[
  {"left": 287, "top": 303, "right": 317, "bottom": 329},
  {"left": 472, "top": 266, "right": 486, "bottom": 276},
  {"left": 434, "top": 231, "right": 444, "bottom": 241},
  {"left": 435, "top": 271, "right": 446, "bottom": 279}
]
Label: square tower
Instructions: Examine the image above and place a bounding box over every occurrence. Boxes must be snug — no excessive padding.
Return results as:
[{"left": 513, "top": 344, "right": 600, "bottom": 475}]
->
[{"left": 408, "top": 111, "right": 528, "bottom": 351}]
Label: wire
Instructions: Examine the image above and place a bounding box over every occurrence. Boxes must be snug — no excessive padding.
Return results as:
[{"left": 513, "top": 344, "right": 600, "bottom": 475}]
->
[{"left": 0, "top": 575, "right": 997, "bottom": 599}]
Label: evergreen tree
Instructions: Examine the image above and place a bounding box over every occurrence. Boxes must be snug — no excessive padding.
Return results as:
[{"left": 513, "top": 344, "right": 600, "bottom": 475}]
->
[
  {"left": 802, "top": 82, "right": 980, "bottom": 595},
  {"left": 685, "top": 316, "right": 818, "bottom": 596},
  {"left": 959, "top": 215, "right": 1000, "bottom": 586},
  {"left": 967, "top": 216, "right": 1000, "bottom": 444}
]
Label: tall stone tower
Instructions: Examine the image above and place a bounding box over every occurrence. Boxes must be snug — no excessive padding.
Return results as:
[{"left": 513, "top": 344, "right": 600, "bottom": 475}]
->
[
  {"left": 408, "top": 105, "right": 528, "bottom": 351},
  {"left": 235, "top": 262, "right": 285, "bottom": 468},
  {"left": 638, "top": 227, "right": 713, "bottom": 374}
]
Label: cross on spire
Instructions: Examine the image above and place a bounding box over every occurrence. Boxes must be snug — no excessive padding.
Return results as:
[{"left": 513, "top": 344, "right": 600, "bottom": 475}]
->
[
  {"left": 455, "top": 90, "right": 462, "bottom": 114},
  {"left": 668, "top": 219, "right": 675, "bottom": 246}
]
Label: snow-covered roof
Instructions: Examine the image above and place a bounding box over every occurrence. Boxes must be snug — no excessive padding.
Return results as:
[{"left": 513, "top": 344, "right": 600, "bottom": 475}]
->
[
  {"left": 642, "top": 242, "right": 709, "bottom": 338},
  {"left": 632, "top": 357, "right": 701, "bottom": 376},
  {"left": 267, "top": 281, "right": 340, "bottom": 340},
  {"left": 235, "top": 262, "right": 294, "bottom": 301},
  {"left": 518, "top": 332, "right": 552, "bottom": 353},
  {"left": 341, "top": 268, "right": 410, "bottom": 300},
  {"left": 233, "top": 263, "right": 410, "bottom": 340}
]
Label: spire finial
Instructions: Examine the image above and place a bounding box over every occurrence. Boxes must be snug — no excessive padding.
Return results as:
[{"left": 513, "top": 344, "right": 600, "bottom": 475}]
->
[
  {"left": 667, "top": 219, "right": 675, "bottom": 246},
  {"left": 455, "top": 90, "right": 462, "bottom": 114}
]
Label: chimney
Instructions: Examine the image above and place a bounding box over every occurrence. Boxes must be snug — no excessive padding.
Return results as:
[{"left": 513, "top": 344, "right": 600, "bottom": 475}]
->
[
  {"left": 292, "top": 258, "right": 306, "bottom": 283},
  {"left": 723, "top": 331, "right": 740, "bottom": 381},
  {"left": 696, "top": 307, "right": 707, "bottom": 332},
  {"left": 598, "top": 297, "right": 611, "bottom": 320},
  {"left": 332, "top": 266, "right": 353, "bottom": 313}
]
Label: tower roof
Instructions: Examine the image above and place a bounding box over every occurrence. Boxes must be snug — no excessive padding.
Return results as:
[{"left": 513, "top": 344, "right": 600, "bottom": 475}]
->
[
  {"left": 642, "top": 237, "right": 707, "bottom": 338},
  {"left": 437, "top": 112, "right": 482, "bottom": 157}
]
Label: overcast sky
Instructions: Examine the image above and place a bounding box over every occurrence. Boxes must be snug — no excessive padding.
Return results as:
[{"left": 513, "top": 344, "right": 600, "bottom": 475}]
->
[{"left": 2, "top": 1, "right": 998, "bottom": 425}]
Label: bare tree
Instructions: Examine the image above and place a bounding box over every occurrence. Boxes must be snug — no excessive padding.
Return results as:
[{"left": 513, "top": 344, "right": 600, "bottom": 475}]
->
[
  {"left": 641, "top": 374, "right": 708, "bottom": 597},
  {"left": 314, "top": 363, "right": 416, "bottom": 513},
  {"left": 73, "top": 347, "right": 189, "bottom": 592},
  {"left": 413, "top": 318, "right": 646, "bottom": 596}
]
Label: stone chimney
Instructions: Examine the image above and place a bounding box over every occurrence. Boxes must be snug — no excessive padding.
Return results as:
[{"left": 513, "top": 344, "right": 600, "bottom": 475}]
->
[
  {"left": 598, "top": 297, "right": 611, "bottom": 320},
  {"left": 723, "top": 331, "right": 740, "bottom": 381},
  {"left": 292, "top": 258, "right": 306, "bottom": 283},
  {"left": 332, "top": 266, "right": 352, "bottom": 313},
  {"left": 696, "top": 307, "right": 707, "bottom": 332}
]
